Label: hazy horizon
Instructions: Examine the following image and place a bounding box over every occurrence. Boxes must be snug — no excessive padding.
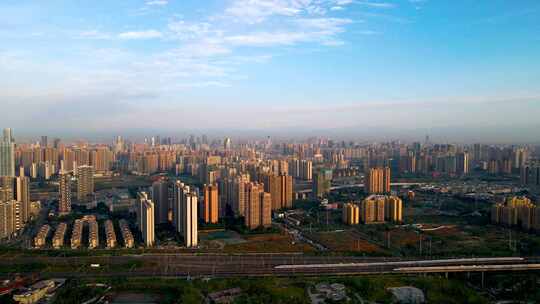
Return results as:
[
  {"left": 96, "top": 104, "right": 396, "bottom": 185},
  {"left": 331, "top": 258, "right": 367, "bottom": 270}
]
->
[{"left": 2, "top": 1, "right": 540, "bottom": 141}]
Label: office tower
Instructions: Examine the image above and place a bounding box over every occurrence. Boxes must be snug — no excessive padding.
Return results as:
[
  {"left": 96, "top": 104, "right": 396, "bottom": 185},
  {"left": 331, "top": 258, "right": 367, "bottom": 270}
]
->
[
  {"left": 137, "top": 192, "right": 155, "bottom": 247},
  {"left": 0, "top": 200, "right": 21, "bottom": 239},
  {"left": 262, "top": 173, "right": 293, "bottom": 210},
  {"left": 41, "top": 136, "right": 48, "bottom": 148},
  {"left": 300, "top": 160, "right": 313, "bottom": 180},
  {"left": 152, "top": 180, "right": 169, "bottom": 224},
  {"left": 365, "top": 167, "right": 391, "bottom": 194},
  {"left": 173, "top": 182, "right": 198, "bottom": 247},
  {"left": 58, "top": 173, "right": 72, "bottom": 215},
  {"left": 15, "top": 175, "right": 30, "bottom": 223},
  {"left": 342, "top": 203, "right": 360, "bottom": 225},
  {"left": 203, "top": 184, "right": 219, "bottom": 224},
  {"left": 312, "top": 169, "right": 331, "bottom": 198},
  {"left": 77, "top": 165, "right": 94, "bottom": 203},
  {"left": 0, "top": 128, "right": 15, "bottom": 177}
]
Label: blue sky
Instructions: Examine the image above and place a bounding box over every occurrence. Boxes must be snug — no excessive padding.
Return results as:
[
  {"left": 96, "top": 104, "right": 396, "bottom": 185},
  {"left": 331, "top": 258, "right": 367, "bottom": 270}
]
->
[{"left": 1, "top": 0, "right": 540, "bottom": 139}]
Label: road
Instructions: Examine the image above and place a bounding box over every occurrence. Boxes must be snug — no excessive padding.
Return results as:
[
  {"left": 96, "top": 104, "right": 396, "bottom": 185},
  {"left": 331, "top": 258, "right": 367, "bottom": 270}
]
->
[
  {"left": 1, "top": 254, "right": 539, "bottom": 278},
  {"left": 296, "top": 182, "right": 425, "bottom": 194}
]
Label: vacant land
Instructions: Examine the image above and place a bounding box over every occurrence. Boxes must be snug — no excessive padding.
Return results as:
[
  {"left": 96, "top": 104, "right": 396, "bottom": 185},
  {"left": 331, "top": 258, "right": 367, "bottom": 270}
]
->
[
  {"left": 308, "top": 230, "right": 385, "bottom": 254},
  {"left": 223, "top": 233, "right": 314, "bottom": 253}
]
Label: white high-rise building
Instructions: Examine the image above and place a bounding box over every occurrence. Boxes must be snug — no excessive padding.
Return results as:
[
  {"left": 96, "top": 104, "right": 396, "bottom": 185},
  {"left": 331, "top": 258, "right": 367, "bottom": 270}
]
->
[
  {"left": 173, "top": 181, "right": 198, "bottom": 248},
  {"left": 137, "top": 192, "right": 155, "bottom": 247}
]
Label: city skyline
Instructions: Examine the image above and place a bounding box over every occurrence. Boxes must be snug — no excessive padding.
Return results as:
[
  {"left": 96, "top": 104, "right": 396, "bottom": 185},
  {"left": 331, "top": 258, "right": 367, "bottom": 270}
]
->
[{"left": 1, "top": 0, "right": 540, "bottom": 140}]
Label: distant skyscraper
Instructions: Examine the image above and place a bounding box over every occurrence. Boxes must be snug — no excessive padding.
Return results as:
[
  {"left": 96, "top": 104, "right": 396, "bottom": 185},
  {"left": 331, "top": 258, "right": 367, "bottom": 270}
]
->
[
  {"left": 2, "top": 128, "right": 13, "bottom": 144},
  {"left": 365, "top": 167, "right": 391, "bottom": 194},
  {"left": 77, "top": 165, "right": 94, "bottom": 202},
  {"left": 114, "top": 136, "right": 125, "bottom": 153},
  {"left": 0, "top": 128, "right": 15, "bottom": 177},
  {"left": 53, "top": 138, "right": 61, "bottom": 149},
  {"left": 41, "top": 136, "right": 48, "bottom": 147},
  {"left": 203, "top": 184, "right": 219, "bottom": 224},
  {"left": 58, "top": 173, "right": 72, "bottom": 215},
  {"left": 456, "top": 152, "right": 470, "bottom": 175},
  {"left": 137, "top": 192, "right": 155, "bottom": 247},
  {"left": 223, "top": 137, "right": 232, "bottom": 151}
]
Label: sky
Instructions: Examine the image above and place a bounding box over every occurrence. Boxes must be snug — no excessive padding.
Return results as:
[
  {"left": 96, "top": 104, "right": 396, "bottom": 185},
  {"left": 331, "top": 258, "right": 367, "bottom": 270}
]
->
[{"left": 1, "top": 0, "right": 540, "bottom": 141}]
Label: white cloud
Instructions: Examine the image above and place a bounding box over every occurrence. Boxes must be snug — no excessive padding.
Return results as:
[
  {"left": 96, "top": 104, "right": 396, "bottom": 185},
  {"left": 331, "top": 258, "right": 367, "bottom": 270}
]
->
[
  {"left": 358, "top": 1, "right": 395, "bottom": 9},
  {"left": 145, "top": 0, "right": 168, "bottom": 6},
  {"left": 78, "top": 30, "right": 112, "bottom": 40},
  {"left": 118, "top": 30, "right": 163, "bottom": 40},
  {"left": 225, "top": 32, "right": 308, "bottom": 46},
  {"left": 225, "top": 0, "right": 304, "bottom": 23},
  {"left": 168, "top": 20, "right": 218, "bottom": 40}
]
